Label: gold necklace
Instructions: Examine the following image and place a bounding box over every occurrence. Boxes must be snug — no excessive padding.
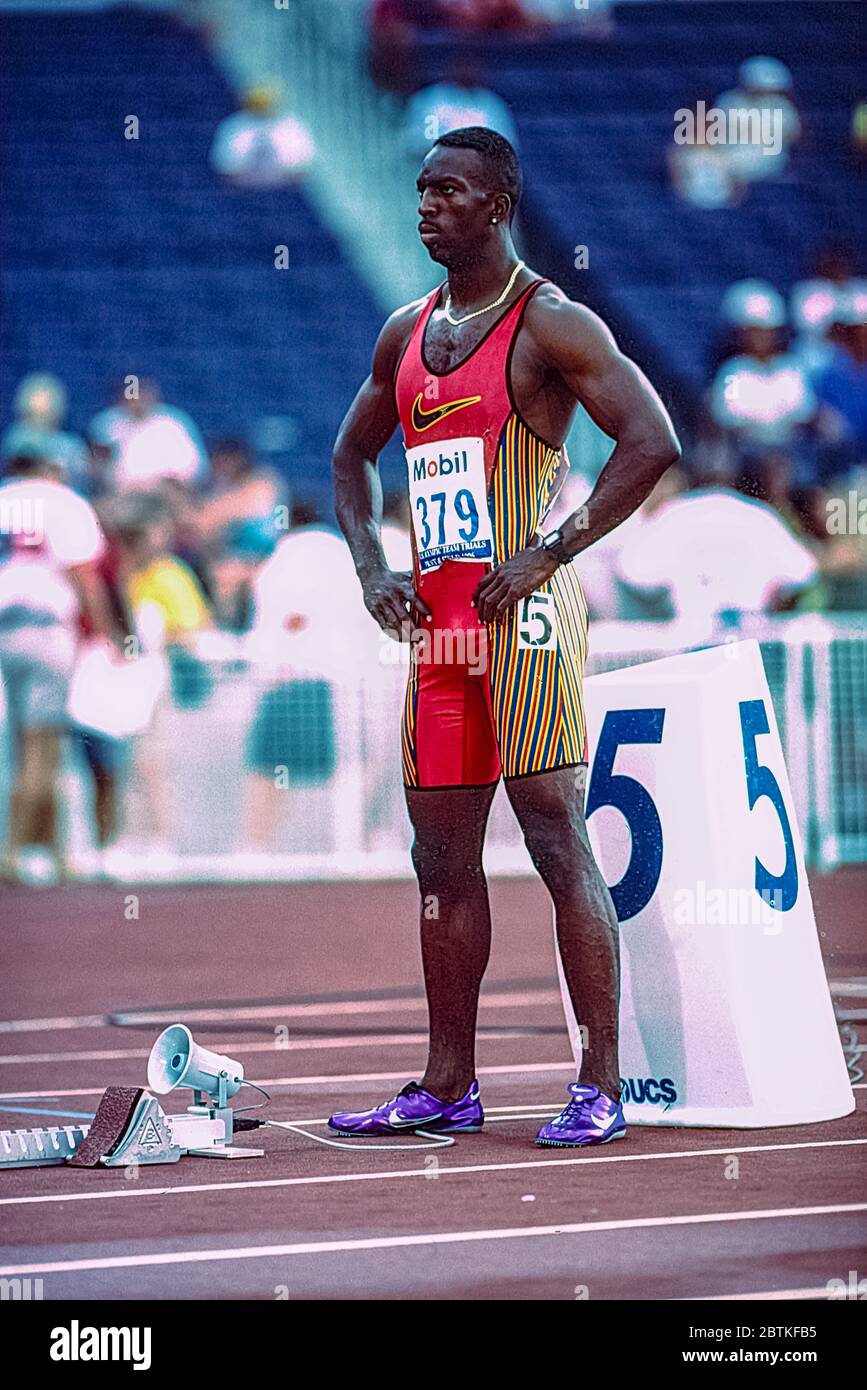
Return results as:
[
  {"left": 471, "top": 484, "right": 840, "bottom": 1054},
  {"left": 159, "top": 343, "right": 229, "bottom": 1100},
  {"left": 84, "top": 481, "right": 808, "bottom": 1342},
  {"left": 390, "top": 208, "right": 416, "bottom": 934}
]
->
[{"left": 443, "top": 260, "right": 526, "bottom": 326}]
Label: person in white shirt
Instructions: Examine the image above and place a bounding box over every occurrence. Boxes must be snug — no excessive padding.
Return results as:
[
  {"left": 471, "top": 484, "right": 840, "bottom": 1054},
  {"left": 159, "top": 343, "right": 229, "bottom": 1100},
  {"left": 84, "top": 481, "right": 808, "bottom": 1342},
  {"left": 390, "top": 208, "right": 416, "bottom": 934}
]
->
[
  {"left": 89, "top": 379, "right": 207, "bottom": 495},
  {"left": 241, "top": 512, "right": 372, "bottom": 852},
  {"left": 616, "top": 485, "right": 818, "bottom": 633},
  {"left": 0, "top": 455, "right": 114, "bottom": 883},
  {"left": 711, "top": 280, "right": 818, "bottom": 489},
  {"left": 546, "top": 464, "right": 685, "bottom": 620},
  {"left": 209, "top": 84, "right": 314, "bottom": 188}
]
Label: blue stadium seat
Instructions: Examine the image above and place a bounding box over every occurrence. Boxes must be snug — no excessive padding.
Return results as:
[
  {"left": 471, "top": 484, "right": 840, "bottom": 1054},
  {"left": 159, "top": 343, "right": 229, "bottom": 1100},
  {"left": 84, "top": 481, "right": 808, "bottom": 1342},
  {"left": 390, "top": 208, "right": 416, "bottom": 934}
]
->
[
  {"left": 0, "top": 9, "right": 388, "bottom": 507},
  {"left": 412, "top": 1, "right": 864, "bottom": 406}
]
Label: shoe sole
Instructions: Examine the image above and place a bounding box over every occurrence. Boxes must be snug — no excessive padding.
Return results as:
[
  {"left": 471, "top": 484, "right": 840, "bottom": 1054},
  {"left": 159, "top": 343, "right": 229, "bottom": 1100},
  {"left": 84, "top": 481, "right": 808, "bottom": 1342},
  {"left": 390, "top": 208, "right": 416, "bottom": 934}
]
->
[
  {"left": 328, "top": 1122, "right": 484, "bottom": 1138},
  {"left": 536, "top": 1127, "right": 627, "bottom": 1148}
]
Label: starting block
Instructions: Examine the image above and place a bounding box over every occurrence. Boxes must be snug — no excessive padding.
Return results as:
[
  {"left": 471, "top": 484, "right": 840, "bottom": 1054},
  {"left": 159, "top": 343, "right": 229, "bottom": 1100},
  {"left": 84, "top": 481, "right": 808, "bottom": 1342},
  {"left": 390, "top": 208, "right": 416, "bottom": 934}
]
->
[
  {"left": 1, "top": 1083, "right": 263, "bottom": 1171},
  {"left": 557, "top": 639, "right": 855, "bottom": 1128}
]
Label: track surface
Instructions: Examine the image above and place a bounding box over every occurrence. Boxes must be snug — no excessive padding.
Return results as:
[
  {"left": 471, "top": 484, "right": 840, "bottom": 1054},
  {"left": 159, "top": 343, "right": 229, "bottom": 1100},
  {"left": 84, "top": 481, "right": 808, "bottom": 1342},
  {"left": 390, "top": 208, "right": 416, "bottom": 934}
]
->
[{"left": 1, "top": 872, "right": 865, "bottom": 1300}]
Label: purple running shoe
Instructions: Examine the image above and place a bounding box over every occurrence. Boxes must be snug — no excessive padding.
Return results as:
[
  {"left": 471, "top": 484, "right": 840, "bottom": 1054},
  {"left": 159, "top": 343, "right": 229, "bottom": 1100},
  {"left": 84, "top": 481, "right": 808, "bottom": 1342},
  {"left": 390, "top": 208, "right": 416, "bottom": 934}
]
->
[
  {"left": 328, "top": 1079, "right": 483, "bottom": 1137},
  {"left": 536, "top": 1083, "right": 626, "bottom": 1147}
]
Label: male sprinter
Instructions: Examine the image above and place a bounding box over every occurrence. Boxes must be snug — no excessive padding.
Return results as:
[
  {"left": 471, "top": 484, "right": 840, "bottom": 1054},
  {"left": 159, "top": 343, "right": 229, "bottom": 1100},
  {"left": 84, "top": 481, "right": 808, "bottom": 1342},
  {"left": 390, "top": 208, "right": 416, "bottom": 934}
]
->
[{"left": 330, "top": 128, "right": 680, "bottom": 1146}]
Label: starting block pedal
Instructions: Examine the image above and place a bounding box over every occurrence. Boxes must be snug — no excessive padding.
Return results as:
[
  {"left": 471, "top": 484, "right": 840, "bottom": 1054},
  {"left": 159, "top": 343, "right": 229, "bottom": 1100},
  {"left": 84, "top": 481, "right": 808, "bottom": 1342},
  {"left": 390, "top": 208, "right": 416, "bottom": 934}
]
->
[
  {"left": 0, "top": 1124, "right": 89, "bottom": 1168},
  {"left": 70, "top": 1087, "right": 182, "bottom": 1167}
]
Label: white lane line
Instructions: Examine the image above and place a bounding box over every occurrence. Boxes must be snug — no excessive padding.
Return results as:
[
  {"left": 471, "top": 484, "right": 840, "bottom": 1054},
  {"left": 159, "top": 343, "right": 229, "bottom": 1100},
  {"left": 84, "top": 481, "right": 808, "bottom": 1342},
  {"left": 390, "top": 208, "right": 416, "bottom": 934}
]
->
[
  {"left": 3, "top": 980, "right": 862, "bottom": 1033},
  {"left": 2, "top": 1138, "right": 865, "bottom": 1209},
  {"left": 0, "top": 1063, "right": 575, "bottom": 1099},
  {"left": 1, "top": 1070, "right": 862, "bottom": 1101},
  {"left": 0, "top": 1015, "right": 106, "bottom": 1034},
  {"left": 0, "top": 990, "right": 560, "bottom": 1035},
  {"left": 3, "top": 1203, "right": 864, "bottom": 1277},
  {"left": 0, "top": 1031, "right": 550, "bottom": 1066}
]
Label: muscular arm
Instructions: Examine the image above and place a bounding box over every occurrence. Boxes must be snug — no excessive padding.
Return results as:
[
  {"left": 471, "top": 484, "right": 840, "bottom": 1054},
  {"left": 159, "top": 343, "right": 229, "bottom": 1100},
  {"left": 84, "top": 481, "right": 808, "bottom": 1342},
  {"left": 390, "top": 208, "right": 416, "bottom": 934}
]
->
[
  {"left": 532, "top": 295, "right": 681, "bottom": 558},
  {"left": 473, "top": 292, "right": 680, "bottom": 622},
  {"left": 332, "top": 304, "right": 431, "bottom": 633}
]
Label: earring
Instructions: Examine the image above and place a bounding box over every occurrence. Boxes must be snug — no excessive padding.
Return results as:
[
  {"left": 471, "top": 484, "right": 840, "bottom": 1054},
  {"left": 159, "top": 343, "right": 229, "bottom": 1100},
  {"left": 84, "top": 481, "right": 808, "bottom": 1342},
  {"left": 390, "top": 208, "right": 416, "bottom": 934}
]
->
[{"left": 491, "top": 217, "right": 498, "bottom": 224}]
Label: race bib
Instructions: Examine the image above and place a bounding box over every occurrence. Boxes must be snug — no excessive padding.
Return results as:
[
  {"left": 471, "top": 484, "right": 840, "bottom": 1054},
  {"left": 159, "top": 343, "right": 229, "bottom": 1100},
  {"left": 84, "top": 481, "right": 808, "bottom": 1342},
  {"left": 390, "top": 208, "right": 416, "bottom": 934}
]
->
[{"left": 406, "top": 436, "right": 493, "bottom": 573}]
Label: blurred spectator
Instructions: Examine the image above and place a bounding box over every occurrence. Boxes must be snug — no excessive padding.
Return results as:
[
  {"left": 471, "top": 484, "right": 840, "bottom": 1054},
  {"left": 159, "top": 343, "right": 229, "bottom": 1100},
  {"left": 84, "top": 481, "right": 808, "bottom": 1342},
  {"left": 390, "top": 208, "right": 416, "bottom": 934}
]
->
[
  {"left": 669, "top": 97, "right": 743, "bottom": 210},
  {"left": 548, "top": 463, "right": 685, "bottom": 621},
  {"left": 209, "top": 83, "right": 314, "bottom": 188},
  {"left": 710, "top": 280, "right": 817, "bottom": 491},
  {"left": 110, "top": 495, "right": 212, "bottom": 868},
  {"left": 813, "top": 289, "right": 867, "bottom": 483},
  {"left": 190, "top": 439, "right": 285, "bottom": 561},
  {"left": 369, "top": 0, "right": 532, "bottom": 91},
  {"left": 67, "top": 515, "right": 135, "bottom": 876},
  {"left": 89, "top": 379, "right": 208, "bottom": 495},
  {"left": 369, "top": 0, "right": 422, "bottom": 92},
  {"left": 715, "top": 56, "right": 801, "bottom": 183},
  {"left": 240, "top": 504, "right": 367, "bottom": 853},
  {"left": 790, "top": 243, "right": 867, "bottom": 380},
  {"left": 438, "top": 0, "right": 532, "bottom": 31},
  {"left": 616, "top": 485, "right": 820, "bottom": 632},
  {"left": 173, "top": 438, "right": 286, "bottom": 633},
  {"left": 405, "top": 62, "right": 518, "bottom": 159},
  {"left": 0, "top": 454, "right": 113, "bottom": 884},
  {"left": 115, "top": 495, "right": 211, "bottom": 650},
  {"left": 1, "top": 374, "right": 89, "bottom": 493},
  {"left": 791, "top": 244, "right": 865, "bottom": 341},
  {"left": 248, "top": 502, "right": 367, "bottom": 661}
]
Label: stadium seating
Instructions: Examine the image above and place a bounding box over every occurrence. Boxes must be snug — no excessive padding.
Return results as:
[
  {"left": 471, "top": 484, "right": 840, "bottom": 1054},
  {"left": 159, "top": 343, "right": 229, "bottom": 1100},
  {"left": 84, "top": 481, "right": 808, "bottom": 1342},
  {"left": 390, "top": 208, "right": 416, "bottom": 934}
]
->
[
  {"left": 410, "top": 0, "right": 864, "bottom": 408},
  {"left": 0, "top": 8, "right": 387, "bottom": 504}
]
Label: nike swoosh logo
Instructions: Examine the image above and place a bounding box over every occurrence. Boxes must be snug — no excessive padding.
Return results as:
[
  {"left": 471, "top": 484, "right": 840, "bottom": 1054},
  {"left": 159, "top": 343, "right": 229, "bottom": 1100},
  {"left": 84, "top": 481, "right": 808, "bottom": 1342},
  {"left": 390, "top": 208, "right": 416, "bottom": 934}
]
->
[
  {"left": 410, "top": 392, "right": 482, "bottom": 433},
  {"left": 388, "top": 1108, "right": 442, "bottom": 1128}
]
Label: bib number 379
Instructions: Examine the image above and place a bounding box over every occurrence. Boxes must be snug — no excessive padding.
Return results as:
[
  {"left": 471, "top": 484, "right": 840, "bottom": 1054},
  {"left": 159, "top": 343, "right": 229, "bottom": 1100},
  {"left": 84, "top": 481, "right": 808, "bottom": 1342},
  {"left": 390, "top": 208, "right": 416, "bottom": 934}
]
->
[{"left": 406, "top": 435, "right": 493, "bottom": 572}]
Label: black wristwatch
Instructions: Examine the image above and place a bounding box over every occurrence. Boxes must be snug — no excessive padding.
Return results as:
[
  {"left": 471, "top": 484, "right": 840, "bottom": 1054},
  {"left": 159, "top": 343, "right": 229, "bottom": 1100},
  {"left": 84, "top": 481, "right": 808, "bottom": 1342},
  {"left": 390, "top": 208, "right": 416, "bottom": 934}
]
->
[{"left": 541, "top": 528, "right": 572, "bottom": 566}]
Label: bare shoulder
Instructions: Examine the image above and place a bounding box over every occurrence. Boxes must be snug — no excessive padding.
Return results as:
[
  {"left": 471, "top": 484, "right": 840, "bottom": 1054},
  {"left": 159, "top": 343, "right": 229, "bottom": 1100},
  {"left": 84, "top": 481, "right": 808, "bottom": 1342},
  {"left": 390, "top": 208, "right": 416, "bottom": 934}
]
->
[
  {"left": 523, "top": 281, "right": 617, "bottom": 365},
  {"left": 373, "top": 294, "right": 431, "bottom": 377}
]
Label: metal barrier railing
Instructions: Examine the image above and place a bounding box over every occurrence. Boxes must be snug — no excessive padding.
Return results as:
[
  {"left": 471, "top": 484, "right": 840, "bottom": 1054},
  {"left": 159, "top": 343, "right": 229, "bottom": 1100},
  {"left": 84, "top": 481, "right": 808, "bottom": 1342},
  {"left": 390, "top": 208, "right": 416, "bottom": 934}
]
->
[{"left": 34, "top": 616, "right": 867, "bottom": 879}]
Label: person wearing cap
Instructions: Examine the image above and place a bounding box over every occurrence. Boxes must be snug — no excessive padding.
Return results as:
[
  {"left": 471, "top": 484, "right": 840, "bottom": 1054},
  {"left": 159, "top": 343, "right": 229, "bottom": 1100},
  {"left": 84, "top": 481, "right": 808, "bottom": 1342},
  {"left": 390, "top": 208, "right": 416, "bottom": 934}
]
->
[
  {"left": 709, "top": 278, "right": 817, "bottom": 494},
  {"left": 789, "top": 245, "right": 867, "bottom": 378},
  {"left": 716, "top": 55, "right": 801, "bottom": 182},
  {"left": 1, "top": 374, "right": 89, "bottom": 494}
]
